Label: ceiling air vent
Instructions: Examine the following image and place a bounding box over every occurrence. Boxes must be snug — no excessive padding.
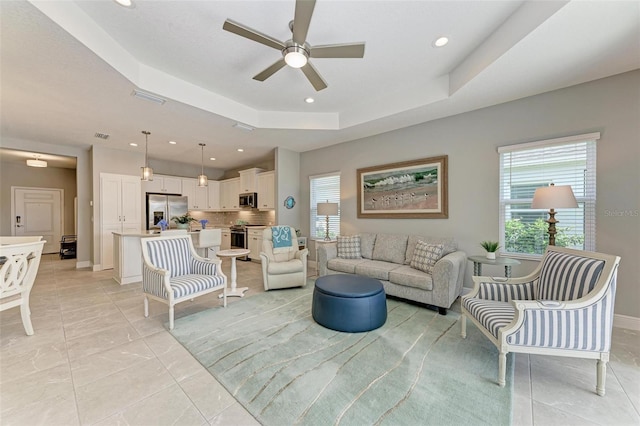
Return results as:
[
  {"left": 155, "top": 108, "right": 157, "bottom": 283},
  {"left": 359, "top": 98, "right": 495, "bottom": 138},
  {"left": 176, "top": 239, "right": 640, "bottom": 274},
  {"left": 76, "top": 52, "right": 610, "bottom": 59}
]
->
[{"left": 94, "top": 132, "right": 110, "bottom": 140}]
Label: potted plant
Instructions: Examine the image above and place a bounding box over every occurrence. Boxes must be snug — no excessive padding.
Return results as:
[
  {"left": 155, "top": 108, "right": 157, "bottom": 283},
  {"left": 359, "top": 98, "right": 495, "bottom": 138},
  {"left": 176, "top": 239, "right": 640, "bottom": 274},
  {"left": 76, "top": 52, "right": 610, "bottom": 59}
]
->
[
  {"left": 480, "top": 241, "right": 501, "bottom": 260},
  {"left": 172, "top": 213, "right": 196, "bottom": 229}
]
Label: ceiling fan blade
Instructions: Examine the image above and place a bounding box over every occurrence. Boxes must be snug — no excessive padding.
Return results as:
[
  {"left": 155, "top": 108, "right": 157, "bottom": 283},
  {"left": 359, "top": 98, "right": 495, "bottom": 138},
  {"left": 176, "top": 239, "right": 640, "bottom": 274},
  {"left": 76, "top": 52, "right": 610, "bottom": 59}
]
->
[
  {"left": 310, "top": 43, "right": 365, "bottom": 58},
  {"left": 292, "top": 0, "right": 316, "bottom": 45},
  {"left": 300, "top": 62, "right": 327, "bottom": 91},
  {"left": 223, "top": 19, "right": 285, "bottom": 50},
  {"left": 253, "top": 59, "right": 287, "bottom": 81}
]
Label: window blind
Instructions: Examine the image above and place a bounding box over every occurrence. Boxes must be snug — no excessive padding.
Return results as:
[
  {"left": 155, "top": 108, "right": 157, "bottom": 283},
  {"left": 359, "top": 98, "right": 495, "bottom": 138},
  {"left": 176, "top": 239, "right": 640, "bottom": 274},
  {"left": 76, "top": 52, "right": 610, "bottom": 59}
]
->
[
  {"left": 498, "top": 133, "right": 598, "bottom": 258},
  {"left": 310, "top": 172, "right": 340, "bottom": 239}
]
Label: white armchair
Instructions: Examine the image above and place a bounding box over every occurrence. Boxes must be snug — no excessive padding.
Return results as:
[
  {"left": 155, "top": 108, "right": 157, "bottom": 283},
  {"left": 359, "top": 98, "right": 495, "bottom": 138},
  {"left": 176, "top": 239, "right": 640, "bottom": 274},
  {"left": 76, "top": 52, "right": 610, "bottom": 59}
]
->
[
  {"left": 0, "top": 236, "right": 46, "bottom": 336},
  {"left": 260, "top": 226, "right": 309, "bottom": 290},
  {"left": 140, "top": 234, "right": 227, "bottom": 330},
  {"left": 461, "top": 246, "right": 620, "bottom": 396}
]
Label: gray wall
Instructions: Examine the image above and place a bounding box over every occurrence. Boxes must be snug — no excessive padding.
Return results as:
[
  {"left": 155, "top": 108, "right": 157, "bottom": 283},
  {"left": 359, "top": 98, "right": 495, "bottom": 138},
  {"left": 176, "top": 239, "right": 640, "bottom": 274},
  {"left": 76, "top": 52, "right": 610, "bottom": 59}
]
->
[
  {"left": 0, "top": 161, "right": 77, "bottom": 236},
  {"left": 0, "top": 138, "right": 91, "bottom": 266},
  {"left": 299, "top": 70, "right": 640, "bottom": 318}
]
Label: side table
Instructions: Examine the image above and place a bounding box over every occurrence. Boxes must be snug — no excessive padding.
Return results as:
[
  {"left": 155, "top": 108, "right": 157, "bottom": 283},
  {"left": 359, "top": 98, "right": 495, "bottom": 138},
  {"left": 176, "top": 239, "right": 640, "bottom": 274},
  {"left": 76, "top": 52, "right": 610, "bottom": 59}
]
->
[
  {"left": 216, "top": 248, "right": 251, "bottom": 297},
  {"left": 312, "top": 239, "right": 336, "bottom": 277},
  {"left": 468, "top": 255, "right": 521, "bottom": 278}
]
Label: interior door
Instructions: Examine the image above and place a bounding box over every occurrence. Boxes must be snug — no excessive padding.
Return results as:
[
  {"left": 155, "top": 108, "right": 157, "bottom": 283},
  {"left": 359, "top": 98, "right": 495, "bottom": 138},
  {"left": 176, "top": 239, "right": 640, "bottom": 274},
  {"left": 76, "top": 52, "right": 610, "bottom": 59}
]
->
[{"left": 12, "top": 187, "right": 63, "bottom": 254}]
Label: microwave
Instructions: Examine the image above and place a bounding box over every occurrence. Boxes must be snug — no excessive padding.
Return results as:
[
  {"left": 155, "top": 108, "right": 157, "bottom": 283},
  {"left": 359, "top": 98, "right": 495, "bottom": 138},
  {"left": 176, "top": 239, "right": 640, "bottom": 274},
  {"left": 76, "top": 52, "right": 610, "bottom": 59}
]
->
[{"left": 239, "top": 192, "right": 258, "bottom": 208}]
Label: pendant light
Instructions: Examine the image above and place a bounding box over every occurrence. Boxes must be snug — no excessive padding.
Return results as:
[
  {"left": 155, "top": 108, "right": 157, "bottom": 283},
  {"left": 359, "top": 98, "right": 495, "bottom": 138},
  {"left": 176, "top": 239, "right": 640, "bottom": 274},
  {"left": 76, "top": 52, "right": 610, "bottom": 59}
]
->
[
  {"left": 197, "top": 143, "right": 208, "bottom": 187},
  {"left": 140, "top": 130, "right": 153, "bottom": 181}
]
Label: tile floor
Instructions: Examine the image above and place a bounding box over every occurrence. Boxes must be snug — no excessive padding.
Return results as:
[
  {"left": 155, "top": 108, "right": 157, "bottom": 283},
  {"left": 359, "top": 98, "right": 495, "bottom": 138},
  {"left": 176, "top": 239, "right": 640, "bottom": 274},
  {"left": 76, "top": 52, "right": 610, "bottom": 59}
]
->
[{"left": 1, "top": 254, "right": 638, "bottom": 425}]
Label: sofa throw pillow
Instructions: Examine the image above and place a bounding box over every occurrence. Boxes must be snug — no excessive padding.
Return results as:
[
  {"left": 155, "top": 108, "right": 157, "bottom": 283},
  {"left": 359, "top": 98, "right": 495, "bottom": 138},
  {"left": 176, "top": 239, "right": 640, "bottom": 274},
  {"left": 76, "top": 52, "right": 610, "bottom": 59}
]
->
[
  {"left": 337, "top": 235, "right": 362, "bottom": 259},
  {"left": 410, "top": 241, "right": 444, "bottom": 274}
]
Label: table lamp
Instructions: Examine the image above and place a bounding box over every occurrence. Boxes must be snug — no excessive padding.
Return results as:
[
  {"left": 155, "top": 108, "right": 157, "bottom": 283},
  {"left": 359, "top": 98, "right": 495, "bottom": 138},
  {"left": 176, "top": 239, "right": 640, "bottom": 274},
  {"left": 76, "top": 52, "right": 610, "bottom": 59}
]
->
[
  {"left": 531, "top": 183, "right": 578, "bottom": 245},
  {"left": 317, "top": 201, "right": 338, "bottom": 241}
]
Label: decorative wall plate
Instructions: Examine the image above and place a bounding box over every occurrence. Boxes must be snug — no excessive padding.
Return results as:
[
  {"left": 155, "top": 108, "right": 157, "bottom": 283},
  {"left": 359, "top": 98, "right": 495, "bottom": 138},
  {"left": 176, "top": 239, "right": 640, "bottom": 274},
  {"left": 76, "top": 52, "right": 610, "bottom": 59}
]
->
[{"left": 284, "top": 196, "right": 296, "bottom": 209}]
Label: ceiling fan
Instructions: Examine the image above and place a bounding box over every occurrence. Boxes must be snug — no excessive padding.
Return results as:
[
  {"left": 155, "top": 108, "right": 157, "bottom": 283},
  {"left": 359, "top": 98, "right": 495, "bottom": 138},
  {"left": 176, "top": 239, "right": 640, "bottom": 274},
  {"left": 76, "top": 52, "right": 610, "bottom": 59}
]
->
[{"left": 222, "top": 0, "right": 365, "bottom": 91}]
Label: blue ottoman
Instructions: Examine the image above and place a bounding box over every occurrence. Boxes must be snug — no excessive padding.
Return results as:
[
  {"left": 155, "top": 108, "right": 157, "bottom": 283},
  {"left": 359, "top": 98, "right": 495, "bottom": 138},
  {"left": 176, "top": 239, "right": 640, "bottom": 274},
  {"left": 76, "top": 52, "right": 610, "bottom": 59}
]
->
[{"left": 312, "top": 275, "right": 387, "bottom": 332}]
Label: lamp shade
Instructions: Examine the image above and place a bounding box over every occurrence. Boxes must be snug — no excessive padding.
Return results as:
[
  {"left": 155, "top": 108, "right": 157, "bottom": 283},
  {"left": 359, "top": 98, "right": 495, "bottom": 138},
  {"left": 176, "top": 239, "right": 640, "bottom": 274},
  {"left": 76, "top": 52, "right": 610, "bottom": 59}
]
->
[
  {"left": 531, "top": 184, "right": 578, "bottom": 209},
  {"left": 317, "top": 202, "right": 338, "bottom": 216}
]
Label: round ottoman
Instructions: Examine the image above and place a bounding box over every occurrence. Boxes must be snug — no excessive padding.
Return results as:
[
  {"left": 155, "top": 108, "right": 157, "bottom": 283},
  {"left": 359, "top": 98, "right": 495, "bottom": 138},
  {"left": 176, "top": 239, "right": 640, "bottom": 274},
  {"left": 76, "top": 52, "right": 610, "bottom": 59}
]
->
[{"left": 312, "top": 275, "right": 387, "bottom": 332}]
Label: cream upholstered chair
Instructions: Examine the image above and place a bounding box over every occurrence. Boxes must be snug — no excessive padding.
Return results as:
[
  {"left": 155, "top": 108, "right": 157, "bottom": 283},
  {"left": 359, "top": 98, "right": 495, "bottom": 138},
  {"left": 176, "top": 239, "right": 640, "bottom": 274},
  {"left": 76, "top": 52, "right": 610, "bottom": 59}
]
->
[
  {"left": 0, "top": 236, "right": 46, "bottom": 336},
  {"left": 194, "top": 229, "right": 221, "bottom": 258},
  {"left": 461, "top": 246, "right": 620, "bottom": 396},
  {"left": 260, "top": 226, "right": 309, "bottom": 290},
  {"left": 140, "top": 234, "right": 227, "bottom": 330}
]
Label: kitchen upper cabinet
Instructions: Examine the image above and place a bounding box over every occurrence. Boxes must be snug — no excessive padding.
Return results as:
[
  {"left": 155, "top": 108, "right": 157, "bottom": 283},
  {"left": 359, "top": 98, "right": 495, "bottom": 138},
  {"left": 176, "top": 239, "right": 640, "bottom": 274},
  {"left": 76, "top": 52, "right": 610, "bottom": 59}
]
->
[
  {"left": 257, "top": 170, "right": 275, "bottom": 210},
  {"left": 100, "top": 173, "right": 141, "bottom": 270},
  {"left": 181, "top": 178, "right": 208, "bottom": 210},
  {"left": 220, "top": 178, "right": 240, "bottom": 210},
  {"left": 239, "top": 168, "right": 265, "bottom": 193},
  {"left": 207, "top": 180, "right": 221, "bottom": 210},
  {"left": 142, "top": 175, "right": 182, "bottom": 194}
]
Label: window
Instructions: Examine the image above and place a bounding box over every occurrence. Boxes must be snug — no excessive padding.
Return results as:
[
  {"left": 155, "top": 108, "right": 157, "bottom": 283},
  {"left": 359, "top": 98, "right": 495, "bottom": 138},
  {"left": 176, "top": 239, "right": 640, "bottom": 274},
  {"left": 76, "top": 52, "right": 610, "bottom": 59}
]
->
[
  {"left": 499, "top": 133, "right": 598, "bottom": 258},
  {"left": 310, "top": 172, "right": 340, "bottom": 239}
]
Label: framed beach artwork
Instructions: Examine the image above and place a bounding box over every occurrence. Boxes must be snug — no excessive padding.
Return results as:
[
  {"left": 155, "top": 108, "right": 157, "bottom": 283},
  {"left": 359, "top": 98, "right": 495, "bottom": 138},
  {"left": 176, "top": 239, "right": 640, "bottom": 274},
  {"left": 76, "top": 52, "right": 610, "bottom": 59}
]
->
[{"left": 357, "top": 155, "right": 448, "bottom": 219}]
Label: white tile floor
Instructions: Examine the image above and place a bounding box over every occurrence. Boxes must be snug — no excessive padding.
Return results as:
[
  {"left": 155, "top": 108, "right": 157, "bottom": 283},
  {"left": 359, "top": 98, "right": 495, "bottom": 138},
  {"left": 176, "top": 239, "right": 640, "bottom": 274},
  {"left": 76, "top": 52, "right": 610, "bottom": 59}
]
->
[{"left": 1, "top": 254, "right": 638, "bottom": 425}]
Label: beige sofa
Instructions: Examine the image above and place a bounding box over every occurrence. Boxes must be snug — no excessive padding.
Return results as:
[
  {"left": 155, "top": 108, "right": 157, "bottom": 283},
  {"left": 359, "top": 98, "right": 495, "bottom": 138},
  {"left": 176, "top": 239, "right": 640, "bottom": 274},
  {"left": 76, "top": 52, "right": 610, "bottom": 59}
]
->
[{"left": 317, "top": 233, "right": 466, "bottom": 314}]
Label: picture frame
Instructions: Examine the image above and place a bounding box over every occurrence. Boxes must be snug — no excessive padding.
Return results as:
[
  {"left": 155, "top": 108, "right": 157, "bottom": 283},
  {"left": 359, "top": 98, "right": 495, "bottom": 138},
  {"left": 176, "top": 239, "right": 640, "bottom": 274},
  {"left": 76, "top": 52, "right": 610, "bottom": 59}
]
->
[{"left": 357, "top": 155, "right": 448, "bottom": 219}]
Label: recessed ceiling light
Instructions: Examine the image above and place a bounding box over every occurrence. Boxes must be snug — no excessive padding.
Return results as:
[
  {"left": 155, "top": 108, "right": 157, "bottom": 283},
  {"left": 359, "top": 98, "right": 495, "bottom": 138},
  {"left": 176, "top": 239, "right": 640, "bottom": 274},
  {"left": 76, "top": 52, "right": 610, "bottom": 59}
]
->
[
  {"left": 237, "top": 148, "right": 244, "bottom": 152},
  {"left": 129, "top": 143, "right": 138, "bottom": 147},
  {"left": 113, "top": 0, "right": 134, "bottom": 8},
  {"left": 433, "top": 36, "right": 449, "bottom": 47},
  {"left": 209, "top": 157, "right": 216, "bottom": 161},
  {"left": 305, "top": 97, "right": 315, "bottom": 103},
  {"left": 169, "top": 141, "right": 177, "bottom": 145}
]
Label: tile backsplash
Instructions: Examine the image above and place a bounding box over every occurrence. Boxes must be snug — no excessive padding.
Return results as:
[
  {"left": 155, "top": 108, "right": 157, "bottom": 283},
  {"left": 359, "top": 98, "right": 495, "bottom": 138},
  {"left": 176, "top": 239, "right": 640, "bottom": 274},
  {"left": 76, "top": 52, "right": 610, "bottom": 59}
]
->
[{"left": 188, "top": 210, "right": 276, "bottom": 229}]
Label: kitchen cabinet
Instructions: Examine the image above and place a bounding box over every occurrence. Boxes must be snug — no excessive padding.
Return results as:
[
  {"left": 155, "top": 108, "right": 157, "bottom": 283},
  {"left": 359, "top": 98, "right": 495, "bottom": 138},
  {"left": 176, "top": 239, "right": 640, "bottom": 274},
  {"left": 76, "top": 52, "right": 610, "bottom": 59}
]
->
[
  {"left": 221, "top": 228, "right": 231, "bottom": 250},
  {"left": 220, "top": 178, "right": 240, "bottom": 210},
  {"left": 181, "top": 178, "right": 208, "bottom": 210},
  {"left": 239, "top": 168, "right": 265, "bottom": 193},
  {"left": 248, "top": 227, "right": 265, "bottom": 262},
  {"left": 207, "top": 180, "right": 220, "bottom": 210},
  {"left": 257, "top": 170, "right": 275, "bottom": 210},
  {"left": 142, "top": 175, "right": 182, "bottom": 194},
  {"left": 100, "top": 173, "right": 141, "bottom": 270}
]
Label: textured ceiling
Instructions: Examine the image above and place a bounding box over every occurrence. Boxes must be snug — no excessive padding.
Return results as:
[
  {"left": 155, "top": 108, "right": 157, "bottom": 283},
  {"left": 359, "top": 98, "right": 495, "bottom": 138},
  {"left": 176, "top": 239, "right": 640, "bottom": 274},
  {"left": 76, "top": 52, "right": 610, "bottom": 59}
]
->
[{"left": 1, "top": 0, "right": 638, "bottom": 170}]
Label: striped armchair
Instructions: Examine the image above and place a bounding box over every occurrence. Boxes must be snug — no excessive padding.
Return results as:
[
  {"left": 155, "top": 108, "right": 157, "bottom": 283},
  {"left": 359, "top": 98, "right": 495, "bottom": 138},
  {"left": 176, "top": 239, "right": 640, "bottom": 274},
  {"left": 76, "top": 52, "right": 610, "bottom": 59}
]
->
[
  {"left": 461, "top": 246, "right": 620, "bottom": 396},
  {"left": 140, "top": 235, "right": 227, "bottom": 330}
]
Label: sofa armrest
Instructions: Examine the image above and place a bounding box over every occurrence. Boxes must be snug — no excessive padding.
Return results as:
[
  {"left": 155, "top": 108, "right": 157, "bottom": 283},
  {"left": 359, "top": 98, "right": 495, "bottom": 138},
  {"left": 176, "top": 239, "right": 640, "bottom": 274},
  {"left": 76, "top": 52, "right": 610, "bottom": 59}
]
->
[
  {"left": 431, "top": 250, "right": 466, "bottom": 308},
  {"left": 317, "top": 242, "right": 337, "bottom": 276}
]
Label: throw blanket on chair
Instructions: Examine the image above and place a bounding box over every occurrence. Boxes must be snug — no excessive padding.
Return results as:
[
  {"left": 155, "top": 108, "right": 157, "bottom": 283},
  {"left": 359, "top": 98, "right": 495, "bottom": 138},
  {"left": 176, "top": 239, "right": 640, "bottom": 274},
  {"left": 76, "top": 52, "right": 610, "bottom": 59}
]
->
[{"left": 271, "top": 226, "right": 293, "bottom": 253}]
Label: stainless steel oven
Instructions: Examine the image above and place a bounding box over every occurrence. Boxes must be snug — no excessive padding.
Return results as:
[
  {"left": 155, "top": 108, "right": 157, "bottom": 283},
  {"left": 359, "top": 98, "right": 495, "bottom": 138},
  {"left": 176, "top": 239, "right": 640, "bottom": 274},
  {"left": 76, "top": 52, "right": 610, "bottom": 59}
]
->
[{"left": 230, "top": 226, "right": 249, "bottom": 260}]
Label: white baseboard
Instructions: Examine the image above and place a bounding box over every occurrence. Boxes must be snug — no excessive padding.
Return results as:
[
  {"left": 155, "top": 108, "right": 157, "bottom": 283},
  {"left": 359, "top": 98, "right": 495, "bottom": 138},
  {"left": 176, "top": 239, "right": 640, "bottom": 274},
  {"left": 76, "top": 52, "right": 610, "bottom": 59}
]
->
[
  {"left": 614, "top": 314, "right": 640, "bottom": 331},
  {"left": 92, "top": 264, "right": 102, "bottom": 272},
  {"left": 76, "top": 260, "right": 91, "bottom": 269}
]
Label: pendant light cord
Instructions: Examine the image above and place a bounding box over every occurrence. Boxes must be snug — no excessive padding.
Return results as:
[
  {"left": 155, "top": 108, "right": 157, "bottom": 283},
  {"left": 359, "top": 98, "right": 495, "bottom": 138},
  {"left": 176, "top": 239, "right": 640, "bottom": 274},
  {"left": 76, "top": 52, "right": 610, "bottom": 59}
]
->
[{"left": 142, "top": 130, "right": 150, "bottom": 167}]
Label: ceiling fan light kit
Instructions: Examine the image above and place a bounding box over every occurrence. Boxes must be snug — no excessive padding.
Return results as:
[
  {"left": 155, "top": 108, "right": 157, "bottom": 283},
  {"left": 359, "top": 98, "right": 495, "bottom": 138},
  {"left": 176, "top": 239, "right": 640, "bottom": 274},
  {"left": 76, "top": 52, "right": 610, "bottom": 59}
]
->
[
  {"left": 223, "top": 0, "right": 365, "bottom": 91},
  {"left": 27, "top": 156, "right": 47, "bottom": 168}
]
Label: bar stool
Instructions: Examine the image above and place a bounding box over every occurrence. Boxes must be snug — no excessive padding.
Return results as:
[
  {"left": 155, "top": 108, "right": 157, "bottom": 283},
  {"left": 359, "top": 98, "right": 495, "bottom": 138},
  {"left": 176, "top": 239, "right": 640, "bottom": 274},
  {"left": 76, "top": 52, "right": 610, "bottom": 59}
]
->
[{"left": 195, "top": 229, "right": 222, "bottom": 258}]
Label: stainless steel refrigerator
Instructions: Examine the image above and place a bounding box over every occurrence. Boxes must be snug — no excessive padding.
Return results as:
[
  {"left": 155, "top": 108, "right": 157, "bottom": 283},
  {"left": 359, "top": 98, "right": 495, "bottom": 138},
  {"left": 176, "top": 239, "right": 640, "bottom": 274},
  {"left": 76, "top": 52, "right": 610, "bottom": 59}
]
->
[{"left": 146, "top": 194, "right": 189, "bottom": 231}]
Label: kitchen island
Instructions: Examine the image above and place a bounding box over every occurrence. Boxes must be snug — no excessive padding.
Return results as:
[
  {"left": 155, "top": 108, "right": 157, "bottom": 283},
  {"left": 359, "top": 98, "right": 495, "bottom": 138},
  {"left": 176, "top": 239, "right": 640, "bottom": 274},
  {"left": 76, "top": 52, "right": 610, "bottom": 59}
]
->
[{"left": 111, "top": 229, "right": 229, "bottom": 284}]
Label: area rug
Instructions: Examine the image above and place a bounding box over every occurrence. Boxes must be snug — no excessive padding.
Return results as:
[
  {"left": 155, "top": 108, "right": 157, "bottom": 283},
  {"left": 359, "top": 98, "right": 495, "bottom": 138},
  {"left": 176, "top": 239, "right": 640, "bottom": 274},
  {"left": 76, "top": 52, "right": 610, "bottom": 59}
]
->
[{"left": 171, "top": 284, "right": 513, "bottom": 425}]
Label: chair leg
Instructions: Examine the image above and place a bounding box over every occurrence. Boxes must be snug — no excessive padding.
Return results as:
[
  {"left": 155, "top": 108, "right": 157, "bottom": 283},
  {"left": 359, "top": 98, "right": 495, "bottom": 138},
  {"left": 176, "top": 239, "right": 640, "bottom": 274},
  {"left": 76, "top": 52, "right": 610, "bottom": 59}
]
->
[
  {"left": 461, "top": 315, "right": 467, "bottom": 338},
  {"left": 498, "top": 352, "right": 507, "bottom": 387},
  {"left": 20, "top": 300, "right": 34, "bottom": 336},
  {"left": 169, "top": 306, "right": 175, "bottom": 330},
  {"left": 144, "top": 296, "right": 149, "bottom": 318},
  {"left": 596, "top": 359, "right": 607, "bottom": 396}
]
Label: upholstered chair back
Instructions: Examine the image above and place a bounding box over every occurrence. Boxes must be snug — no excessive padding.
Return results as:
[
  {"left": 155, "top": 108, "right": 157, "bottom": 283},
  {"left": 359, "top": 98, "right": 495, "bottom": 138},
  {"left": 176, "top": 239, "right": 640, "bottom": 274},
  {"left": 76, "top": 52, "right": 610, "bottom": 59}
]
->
[
  {"left": 262, "top": 226, "right": 298, "bottom": 262},
  {"left": 536, "top": 250, "right": 605, "bottom": 301},
  {"left": 145, "top": 237, "right": 193, "bottom": 277}
]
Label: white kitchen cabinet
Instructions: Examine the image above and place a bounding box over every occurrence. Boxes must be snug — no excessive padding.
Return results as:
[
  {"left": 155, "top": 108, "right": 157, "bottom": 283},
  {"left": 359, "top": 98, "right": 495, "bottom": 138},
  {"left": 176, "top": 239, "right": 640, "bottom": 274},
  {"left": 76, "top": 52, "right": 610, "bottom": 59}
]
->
[
  {"left": 100, "top": 173, "right": 141, "bottom": 270},
  {"left": 239, "top": 168, "right": 265, "bottom": 193},
  {"left": 142, "top": 175, "right": 182, "bottom": 194},
  {"left": 257, "top": 170, "right": 275, "bottom": 210},
  {"left": 181, "top": 178, "right": 208, "bottom": 210},
  {"left": 220, "top": 178, "right": 240, "bottom": 210},
  {"left": 220, "top": 228, "right": 231, "bottom": 250},
  {"left": 207, "top": 180, "right": 221, "bottom": 210},
  {"left": 248, "top": 227, "right": 265, "bottom": 262}
]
